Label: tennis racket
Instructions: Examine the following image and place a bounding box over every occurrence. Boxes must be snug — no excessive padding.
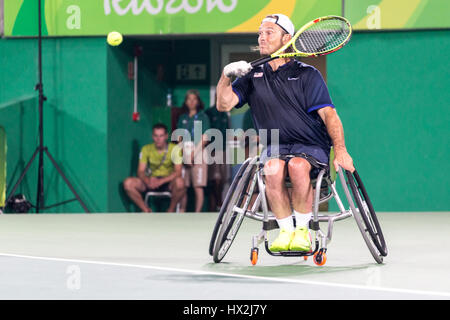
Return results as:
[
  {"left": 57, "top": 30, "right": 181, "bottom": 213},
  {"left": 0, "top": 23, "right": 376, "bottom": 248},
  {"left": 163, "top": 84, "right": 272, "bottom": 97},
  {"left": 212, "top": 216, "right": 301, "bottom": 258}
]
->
[{"left": 251, "top": 15, "right": 352, "bottom": 68}]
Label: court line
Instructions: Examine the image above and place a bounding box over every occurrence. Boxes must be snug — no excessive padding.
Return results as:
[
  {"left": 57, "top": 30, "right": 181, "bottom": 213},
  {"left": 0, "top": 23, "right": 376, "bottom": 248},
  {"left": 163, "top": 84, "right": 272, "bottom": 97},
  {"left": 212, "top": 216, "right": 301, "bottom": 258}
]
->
[{"left": 0, "top": 252, "right": 449, "bottom": 298}]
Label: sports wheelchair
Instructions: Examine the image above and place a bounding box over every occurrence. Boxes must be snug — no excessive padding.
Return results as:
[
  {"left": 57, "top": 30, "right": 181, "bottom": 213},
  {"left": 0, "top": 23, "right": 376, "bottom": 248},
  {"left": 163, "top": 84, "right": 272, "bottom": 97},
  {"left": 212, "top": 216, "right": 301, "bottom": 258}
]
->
[{"left": 209, "top": 149, "right": 388, "bottom": 266}]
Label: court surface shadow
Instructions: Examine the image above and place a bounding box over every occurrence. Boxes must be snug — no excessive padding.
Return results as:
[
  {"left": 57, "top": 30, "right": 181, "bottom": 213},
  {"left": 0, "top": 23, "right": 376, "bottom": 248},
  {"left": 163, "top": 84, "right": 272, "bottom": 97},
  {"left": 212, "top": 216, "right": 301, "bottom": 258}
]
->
[{"left": 202, "top": 261, "right": 380, "bottom": 278}]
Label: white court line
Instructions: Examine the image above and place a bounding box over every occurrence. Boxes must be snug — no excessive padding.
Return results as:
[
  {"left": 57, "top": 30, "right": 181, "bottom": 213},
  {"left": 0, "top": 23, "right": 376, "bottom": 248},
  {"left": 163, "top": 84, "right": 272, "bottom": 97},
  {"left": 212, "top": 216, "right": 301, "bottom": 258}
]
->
[{"left": 0, "top": 252, "right": 449, "bottom": 299}]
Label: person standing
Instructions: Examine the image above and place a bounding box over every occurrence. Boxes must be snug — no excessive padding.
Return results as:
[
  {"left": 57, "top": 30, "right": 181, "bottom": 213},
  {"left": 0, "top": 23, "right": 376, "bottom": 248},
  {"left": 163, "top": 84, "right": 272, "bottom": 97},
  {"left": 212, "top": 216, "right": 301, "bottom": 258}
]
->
[{"left": 177, "top": 90, "right": 211, "bottom": 212}]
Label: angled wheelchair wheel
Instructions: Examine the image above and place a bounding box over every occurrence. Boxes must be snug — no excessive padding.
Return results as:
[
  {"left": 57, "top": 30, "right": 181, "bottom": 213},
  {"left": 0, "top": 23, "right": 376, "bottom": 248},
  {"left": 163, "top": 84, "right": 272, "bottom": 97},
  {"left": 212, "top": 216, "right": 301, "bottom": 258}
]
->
[
  {"left": 212, "top": 160, "right": 257, "bottom": 263},
  {"left": 209, "top": 158, "right": 250, "bottom": 256},
  {"left": 345, "top": 169, "right": 388, "bottom": 263}
]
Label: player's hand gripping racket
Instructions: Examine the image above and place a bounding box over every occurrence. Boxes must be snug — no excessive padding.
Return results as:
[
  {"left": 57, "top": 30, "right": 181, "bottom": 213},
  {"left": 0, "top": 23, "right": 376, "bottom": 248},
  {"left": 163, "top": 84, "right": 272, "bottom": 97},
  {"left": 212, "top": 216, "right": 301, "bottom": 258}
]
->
[{"left": 251, "top": 15, "right": 352, "bottom": 68}]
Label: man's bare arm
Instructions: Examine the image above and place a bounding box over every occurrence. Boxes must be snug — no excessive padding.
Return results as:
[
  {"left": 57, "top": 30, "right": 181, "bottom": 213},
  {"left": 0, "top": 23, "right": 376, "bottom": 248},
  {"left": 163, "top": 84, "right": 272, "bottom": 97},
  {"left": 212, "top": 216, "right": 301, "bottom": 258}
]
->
[
  {"left": 137, "top": 162, "right": 150, "bottom": 186},
  {"left": 157, "top": 163, "right": 182, "bottom": 185},
  {"left": 317, "top": 107, "right": 355, "bottom": 171},
  {"left": 318, "top": 107, "right": 345, "bottom": 149},
  {"left": 217, "top": 60, "right": 252, "bottom": 111},
  {"left": 216, "top": 72, "right": 239, "bottom": 112}
]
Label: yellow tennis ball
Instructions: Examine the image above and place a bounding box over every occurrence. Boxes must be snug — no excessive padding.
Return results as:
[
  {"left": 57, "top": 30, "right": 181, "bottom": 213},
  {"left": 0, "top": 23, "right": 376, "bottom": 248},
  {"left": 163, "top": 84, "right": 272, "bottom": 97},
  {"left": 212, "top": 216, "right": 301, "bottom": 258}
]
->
[{"left": 107, "top": 31, "right": 123, "bottom": 46}]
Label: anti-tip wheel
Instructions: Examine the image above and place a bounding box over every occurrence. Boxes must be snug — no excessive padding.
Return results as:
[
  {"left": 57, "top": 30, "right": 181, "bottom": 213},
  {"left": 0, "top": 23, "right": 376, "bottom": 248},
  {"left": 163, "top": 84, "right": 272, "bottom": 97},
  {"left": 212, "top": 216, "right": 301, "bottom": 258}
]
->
[{"left": 313, "top": 251, "right": 327, "bottom": 266}]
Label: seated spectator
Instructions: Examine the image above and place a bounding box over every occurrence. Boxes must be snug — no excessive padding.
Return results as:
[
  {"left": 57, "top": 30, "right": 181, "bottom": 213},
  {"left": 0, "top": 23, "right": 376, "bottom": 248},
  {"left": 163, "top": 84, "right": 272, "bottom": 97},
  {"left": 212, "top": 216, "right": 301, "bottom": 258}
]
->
[{"left": 123, "top": 123, "right": 185, "bottom": 212}]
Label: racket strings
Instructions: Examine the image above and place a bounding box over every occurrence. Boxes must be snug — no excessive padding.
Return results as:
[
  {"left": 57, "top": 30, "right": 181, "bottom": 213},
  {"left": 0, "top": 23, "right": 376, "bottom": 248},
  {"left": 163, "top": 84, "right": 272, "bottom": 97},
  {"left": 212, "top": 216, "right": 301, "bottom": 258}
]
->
[{"left": 295, "top": 19, "right": 350, "bottom": 54}]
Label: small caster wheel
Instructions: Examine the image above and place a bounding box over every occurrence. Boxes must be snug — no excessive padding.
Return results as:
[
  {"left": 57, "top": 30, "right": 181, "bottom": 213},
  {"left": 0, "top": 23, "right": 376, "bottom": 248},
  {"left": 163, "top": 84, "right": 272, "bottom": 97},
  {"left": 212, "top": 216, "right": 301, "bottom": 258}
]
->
[
  {"left": 250, "top": 248, "right": 259, "bottom": 265},
  {"left": 303, "top": 256, "right": 308, "bottom": 261},
  {"left": 313, "top": 251, "right": 327, "bottom": 266}
]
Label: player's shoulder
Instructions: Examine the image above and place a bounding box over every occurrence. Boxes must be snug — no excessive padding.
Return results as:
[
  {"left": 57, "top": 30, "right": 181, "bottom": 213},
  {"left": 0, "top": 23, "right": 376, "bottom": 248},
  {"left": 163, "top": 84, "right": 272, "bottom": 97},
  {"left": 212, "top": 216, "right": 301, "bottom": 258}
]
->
[
  {"left": 289, "top": 60, "right": 323, "bottom": 81},
  {"left": 290, "top": 60, "right": 319, "bottom": 74}
]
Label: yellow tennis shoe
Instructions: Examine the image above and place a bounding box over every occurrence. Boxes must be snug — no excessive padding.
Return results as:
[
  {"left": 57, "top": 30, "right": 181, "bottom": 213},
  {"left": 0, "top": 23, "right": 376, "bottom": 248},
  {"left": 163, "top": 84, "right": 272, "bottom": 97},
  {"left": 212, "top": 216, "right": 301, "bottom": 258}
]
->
[
  {"left": 269, "top": 229, "right": 294, "bottom": 252},
  {"left": 289, "top": 227, "right": 312, "bottom": 252}
]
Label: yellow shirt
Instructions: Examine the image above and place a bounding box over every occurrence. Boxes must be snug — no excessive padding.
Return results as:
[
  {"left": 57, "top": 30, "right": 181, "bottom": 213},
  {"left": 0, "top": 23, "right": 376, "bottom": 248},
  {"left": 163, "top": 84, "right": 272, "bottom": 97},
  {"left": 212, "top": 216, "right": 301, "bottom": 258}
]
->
[{"left": 139, "top": 143, "right": 182, "bottom": 177}]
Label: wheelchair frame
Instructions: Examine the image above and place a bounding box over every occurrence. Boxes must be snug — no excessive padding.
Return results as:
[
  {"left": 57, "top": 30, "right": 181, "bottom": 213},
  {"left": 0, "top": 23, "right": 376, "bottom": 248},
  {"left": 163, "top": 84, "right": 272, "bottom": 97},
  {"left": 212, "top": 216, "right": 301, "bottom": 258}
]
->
[{"left": 209, "top": 156, "right": 388, "bottom": 266}]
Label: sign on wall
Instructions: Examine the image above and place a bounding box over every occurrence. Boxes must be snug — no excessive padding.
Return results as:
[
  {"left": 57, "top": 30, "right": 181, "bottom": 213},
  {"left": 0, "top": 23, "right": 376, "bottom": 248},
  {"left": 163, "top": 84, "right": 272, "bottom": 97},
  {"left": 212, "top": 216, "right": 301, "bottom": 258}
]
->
[
  {"left": 4, "top": 0, "right": 341, "bottom": 36},
  {"left": 176, "top": 64, "right": 207, "bottom": 81},
  {"left": 0, "top": 0, "right": 4, "bottom": 36},
  {"left": 345, "top": 0, "right": 450, "bottom": 30},
  {"left": 3, "top": 0, "right": 449, "bottom": 37}
]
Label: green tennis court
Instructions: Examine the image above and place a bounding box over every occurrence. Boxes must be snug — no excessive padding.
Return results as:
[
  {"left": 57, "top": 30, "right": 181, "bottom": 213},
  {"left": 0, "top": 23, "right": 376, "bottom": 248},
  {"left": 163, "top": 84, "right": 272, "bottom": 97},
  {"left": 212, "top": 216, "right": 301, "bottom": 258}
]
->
[{"left": 0, "top": 212, "right": 448, "bottom": 300}]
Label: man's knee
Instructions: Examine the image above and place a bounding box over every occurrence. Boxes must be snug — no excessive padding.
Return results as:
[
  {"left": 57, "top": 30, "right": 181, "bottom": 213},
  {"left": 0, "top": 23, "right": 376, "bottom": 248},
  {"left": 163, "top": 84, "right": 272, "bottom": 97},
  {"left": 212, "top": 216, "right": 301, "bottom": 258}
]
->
[
  {"left": 123, "top": 177, "right": 138, "bottom": 191},
  {"left": 264, "top": 158, "right": 284, "bottom": 173},
  {"left": 288, "top": 158, "right": 311, "bottom": 187},
  {"left": 264, "top": 159, "right": 286, "bottom": 189},
  {"left": 173, "top": 177, "right": 185, "bottom": 191},
  {"left": 287, "top": 158, "right": 311, "bottom": 176}
]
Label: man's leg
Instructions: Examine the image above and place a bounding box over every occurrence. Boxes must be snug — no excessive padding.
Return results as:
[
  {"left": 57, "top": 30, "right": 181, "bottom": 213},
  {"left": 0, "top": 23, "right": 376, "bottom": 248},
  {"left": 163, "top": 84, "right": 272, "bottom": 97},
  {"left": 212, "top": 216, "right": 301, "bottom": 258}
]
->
[
  {"left": 288, "top": 158, "right": 313, "bottom": 213},
  {"left": 179, "top": 166, "right": 190, "bottom": 212},
  {"left": 287, "top": 157, "right": 313, "bottom": 251},
  {"left": 168, "top": 177, "right": 186, "bottom": 212},
  {"left": 123, "top": 177, "right": 151, "bottom": 213},
  {"left": 264, "top": 159, "right": 294, "bottom": 251},
  {"left": 207, "top": 163, "right": 218, "bottom": 211},
  {"left": 194, "top": 187, "right": 204, "bottom": 212},
  {"left": 192, "top": 162, "right": 207, "bottom": 213},
  {"left": 179, "top": 194, "right": 187, "bottom": 212}
]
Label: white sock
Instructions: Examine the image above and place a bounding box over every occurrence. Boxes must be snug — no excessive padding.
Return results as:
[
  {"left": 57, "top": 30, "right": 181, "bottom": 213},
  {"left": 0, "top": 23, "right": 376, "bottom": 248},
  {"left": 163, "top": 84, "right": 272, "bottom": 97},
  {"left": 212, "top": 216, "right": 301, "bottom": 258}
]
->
[
  {"left": 294, "top": 210, "right": 312, "bottom": 229},
  {"left": 276, "top": 215, "right": 294, "bottom": 232}
]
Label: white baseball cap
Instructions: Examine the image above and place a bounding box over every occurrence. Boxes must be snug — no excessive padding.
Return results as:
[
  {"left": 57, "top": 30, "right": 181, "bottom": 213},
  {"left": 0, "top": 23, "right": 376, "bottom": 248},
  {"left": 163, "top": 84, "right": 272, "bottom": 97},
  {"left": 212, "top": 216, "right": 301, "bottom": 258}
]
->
[{"left": 261, "top": 13, "right": 295, "bottom": 36}]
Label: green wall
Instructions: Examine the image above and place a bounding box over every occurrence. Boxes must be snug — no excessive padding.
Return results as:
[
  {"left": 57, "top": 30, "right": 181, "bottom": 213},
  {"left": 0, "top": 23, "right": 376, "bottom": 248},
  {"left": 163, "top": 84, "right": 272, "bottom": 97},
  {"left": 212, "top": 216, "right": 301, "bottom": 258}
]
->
[
  {"left": 0, "top": 37, "right": 108, "bottom": 213},
  {"left": 2, "top": 30, "right": 448, "bottom": 213},
  {"left": 328, "top": 30, "right": 450, "bottom": 211},
  {"left": 0, "top": 36, "right": 211, "bottom": 213},
  {"left": 106, "top": 40, "right": 155, "bottom": 213}
]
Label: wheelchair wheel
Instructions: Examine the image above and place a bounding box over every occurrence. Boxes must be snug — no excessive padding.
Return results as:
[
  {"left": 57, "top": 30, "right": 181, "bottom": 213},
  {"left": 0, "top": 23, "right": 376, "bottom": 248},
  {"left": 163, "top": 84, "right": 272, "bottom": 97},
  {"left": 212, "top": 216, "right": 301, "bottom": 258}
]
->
[
  {"left": 209, "top": 159, "right": 250, "bottom": 256},
  {"left": 345, "top": 169, "right": 388, "bottom": 263},
  {"left": 212, "top": 161, "right": 257, "bottom": 263}
]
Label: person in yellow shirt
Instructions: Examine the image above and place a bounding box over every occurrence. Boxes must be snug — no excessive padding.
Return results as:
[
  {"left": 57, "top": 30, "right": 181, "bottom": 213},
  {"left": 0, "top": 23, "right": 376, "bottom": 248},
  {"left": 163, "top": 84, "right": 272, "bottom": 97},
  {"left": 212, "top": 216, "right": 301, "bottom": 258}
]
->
[{"left": 123, "top": 123, "right": 185, "bottom": 212}]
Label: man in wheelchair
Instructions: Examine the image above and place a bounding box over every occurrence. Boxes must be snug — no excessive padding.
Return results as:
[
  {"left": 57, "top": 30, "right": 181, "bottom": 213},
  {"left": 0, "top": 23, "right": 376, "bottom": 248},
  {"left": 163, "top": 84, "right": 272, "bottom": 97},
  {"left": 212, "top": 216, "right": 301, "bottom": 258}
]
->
[{"left": 216, "top": 14, "right": 355, "bottom": 253}]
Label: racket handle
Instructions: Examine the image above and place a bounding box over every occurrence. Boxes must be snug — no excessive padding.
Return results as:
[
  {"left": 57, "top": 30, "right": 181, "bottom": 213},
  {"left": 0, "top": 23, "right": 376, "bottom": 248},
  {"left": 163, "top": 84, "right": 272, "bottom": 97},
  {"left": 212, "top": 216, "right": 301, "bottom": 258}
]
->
[{"left": 250, "top": 56, "right": 274, "bottom": 68}]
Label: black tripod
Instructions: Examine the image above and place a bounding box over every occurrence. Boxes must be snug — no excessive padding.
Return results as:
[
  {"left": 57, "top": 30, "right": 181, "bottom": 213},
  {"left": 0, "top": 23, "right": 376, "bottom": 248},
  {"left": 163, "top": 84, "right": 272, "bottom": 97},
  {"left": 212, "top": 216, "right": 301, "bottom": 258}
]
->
[{"left": 5, "top": 0, "right": 89, "bottom": 213}]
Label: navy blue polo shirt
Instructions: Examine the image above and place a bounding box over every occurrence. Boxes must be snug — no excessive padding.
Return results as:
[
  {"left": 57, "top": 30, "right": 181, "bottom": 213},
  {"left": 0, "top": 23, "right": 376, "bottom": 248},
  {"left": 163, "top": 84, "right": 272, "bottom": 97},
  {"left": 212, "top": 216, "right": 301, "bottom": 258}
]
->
[{"left": 232, "top": 60, "right": 333, "bottom": 156}]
